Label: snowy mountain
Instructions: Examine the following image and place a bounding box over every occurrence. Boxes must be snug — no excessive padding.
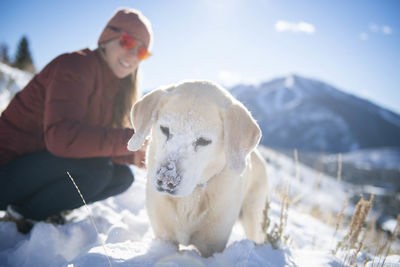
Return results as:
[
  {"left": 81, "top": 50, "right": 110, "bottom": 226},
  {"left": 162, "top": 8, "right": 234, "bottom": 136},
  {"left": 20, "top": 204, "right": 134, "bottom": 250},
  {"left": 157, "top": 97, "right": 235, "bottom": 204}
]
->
[{"left": 230, "top": 74, "right": 400, "bottom": 153}]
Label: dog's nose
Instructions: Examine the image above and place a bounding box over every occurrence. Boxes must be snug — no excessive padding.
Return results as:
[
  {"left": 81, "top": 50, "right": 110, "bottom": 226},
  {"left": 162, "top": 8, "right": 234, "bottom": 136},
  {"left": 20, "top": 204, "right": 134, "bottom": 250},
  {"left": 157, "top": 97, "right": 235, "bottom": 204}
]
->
[
  {"left": 156, "top": 161, "right": 181, "bottom": 193},
  {"left": 156, "top": 179, "right": 175, "bottom": 190},
  {"left": 156, "top": 176, "right": 181, "bottom": 193}
]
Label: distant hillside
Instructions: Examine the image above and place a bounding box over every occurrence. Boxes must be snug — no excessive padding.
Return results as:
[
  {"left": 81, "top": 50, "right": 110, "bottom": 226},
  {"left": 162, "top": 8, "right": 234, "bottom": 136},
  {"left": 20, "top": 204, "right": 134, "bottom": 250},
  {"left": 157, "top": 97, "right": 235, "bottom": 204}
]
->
[
  {"left": 230, "top": 74, "right": 400, "bottom": 153},
  {"left": 0, "top": 62, "right": 33, "bottom": 112}
]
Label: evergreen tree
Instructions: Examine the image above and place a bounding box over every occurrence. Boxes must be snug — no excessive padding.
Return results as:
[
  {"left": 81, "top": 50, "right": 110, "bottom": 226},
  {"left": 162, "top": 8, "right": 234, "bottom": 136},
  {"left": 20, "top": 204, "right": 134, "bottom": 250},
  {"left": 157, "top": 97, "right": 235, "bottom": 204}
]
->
[
  {"left": 13, "top": 36, "right": 35, "bottom": 73},
  {"left": 0, "top": 44, "right": 10, "bottom": 65}
]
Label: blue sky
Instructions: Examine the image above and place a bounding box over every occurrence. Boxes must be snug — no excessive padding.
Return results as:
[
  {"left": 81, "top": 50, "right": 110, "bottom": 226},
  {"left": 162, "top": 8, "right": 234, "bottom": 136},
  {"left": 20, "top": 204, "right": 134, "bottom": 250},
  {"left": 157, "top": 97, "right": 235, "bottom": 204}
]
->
[{"left": 1, "top": 0, "right": 399, "bottom": 113}]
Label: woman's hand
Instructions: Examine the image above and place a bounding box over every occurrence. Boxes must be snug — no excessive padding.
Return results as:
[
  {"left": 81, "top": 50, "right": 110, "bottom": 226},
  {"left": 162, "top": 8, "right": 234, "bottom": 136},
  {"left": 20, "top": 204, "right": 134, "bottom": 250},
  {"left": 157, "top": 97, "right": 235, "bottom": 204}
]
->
[
  {"left": 133, "top": 149, "right": 146, "bottom": 168},
  {"left": 110, "top": 139, "right": 147, "bottom": 168},
  {"left": 133, "top": 140, "right": 147, "bottom": 168}
]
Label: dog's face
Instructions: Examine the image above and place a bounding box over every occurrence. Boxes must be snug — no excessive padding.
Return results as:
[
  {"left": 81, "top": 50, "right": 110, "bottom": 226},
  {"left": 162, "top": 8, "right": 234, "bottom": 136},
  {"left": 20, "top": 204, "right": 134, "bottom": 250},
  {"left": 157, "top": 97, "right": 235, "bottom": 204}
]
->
[
  {"left": 148, "top": 96, "right": 226, "bottom": 196},
  {"left": 128, "top": 81, "right": 261, "bottom": 197}
]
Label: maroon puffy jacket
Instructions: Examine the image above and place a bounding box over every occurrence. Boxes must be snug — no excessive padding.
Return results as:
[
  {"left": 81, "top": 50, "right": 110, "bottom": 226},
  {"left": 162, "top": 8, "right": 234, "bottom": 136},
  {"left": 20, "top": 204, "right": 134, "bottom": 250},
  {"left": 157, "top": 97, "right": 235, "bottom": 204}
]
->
[{"left": 0, "top": 48, "right": 135, "bottom": 166}]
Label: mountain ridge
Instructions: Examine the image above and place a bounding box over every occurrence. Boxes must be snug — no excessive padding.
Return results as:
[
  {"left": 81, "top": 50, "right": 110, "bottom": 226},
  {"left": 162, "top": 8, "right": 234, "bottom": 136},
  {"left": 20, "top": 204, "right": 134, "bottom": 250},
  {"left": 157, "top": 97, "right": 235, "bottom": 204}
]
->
[{"left": 230, "top": 74, "right": 400, "bottom": 153}]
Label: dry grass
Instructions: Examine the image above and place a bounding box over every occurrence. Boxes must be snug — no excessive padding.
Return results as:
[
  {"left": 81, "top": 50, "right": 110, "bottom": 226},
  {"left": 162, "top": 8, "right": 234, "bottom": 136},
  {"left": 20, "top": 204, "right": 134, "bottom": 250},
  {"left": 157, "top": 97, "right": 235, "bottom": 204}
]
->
[
  {"left": 329, "top": 199, "right": 348, "bottom": 250},
  {"left": 67, "top": 172, "right": 113, "bottom": 267},
  {"left": 308, "top": 154, "right": 399, "bottom": 265},
  {"left": 294, "top": 149, "right": 300, "bottom": 183},
  {"left": 325, "top": 197, "right": 399, "bottom": 266},
  {"left": 337, "top": 153, "right": 342, "bottom": 183},
  {"left": 334, "top": 194, "right": 374, "bottom": 266},
  {"left": 334, "top": 199, "right": 348, "bottom": 236},
  {"left": 370, "top": 214, "right": 400, "bottom": 267},
  {"left": 262, "top": 184, "right": 290, "bottom": 249},
  {"left": 262, "top": 149, "right": 400, "bottom": 265}
]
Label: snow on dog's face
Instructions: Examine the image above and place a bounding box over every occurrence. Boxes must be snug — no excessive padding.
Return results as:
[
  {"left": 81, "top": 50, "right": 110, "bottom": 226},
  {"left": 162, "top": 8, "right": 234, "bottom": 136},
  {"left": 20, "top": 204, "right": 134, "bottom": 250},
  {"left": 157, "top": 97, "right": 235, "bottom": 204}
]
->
[
  {"left": 127, "top": 80, "right": 261, "bottom": 197},
  {"left": 148, "top": 100, "right": 225, "bottom": 196}
]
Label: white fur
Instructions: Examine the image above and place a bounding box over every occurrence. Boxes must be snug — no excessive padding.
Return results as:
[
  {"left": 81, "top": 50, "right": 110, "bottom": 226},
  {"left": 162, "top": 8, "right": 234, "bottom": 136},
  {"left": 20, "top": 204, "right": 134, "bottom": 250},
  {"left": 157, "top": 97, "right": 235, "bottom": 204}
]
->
[{"left": 128, "top": 80, "right": 268, "bottom": 257}]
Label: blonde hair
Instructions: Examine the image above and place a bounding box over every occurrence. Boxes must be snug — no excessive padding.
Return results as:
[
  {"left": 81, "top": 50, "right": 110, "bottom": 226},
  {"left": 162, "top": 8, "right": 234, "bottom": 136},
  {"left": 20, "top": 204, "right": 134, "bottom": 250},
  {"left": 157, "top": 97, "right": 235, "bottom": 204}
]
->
[
  {"left": 99, "top": 46, "right": 141, "bottom": 128},
  {"left": 113, "top": 70, "right": 141, "bottom": 128}
]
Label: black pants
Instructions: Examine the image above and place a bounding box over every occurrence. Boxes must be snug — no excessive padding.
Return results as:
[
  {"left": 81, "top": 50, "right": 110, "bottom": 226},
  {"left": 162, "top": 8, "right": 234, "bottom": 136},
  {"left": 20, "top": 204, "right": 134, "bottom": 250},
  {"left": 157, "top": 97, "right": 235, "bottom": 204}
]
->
[{"left": 0, "top": 151, "right": 134, "bottom": 220}]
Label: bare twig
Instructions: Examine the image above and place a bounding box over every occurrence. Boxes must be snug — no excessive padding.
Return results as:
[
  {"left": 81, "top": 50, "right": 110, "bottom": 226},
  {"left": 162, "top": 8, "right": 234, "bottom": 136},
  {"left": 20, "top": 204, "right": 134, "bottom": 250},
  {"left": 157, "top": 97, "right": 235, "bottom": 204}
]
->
[{"left": 67, "top": 172, "right": 113, "bottom": 267}]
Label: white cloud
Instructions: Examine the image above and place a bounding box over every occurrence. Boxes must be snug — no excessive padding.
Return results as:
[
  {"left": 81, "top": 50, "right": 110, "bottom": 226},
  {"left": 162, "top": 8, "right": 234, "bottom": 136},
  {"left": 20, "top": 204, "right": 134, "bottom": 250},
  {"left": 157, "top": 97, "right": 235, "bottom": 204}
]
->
[
  {"left": 382, "top": 25, "right": 392, "bottom": 35},
  {"left": 361, "top": 24, "right": 393, "bottom": 41},
  {"left": 275, "top": 20, "right": 315, "bottom": 34},
  {"left": 368, "top": 24, "right": 393, "bottom": 35},
  {"left": 359, "top": 32, "right": 369, "bottom": 41}
]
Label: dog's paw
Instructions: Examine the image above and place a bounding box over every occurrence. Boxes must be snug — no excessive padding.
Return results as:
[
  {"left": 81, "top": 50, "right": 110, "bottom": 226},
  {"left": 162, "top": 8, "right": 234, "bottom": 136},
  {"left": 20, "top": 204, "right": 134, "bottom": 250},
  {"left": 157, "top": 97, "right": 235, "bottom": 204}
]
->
[{"left": 127, "top": 135, "right": 144, "bottom": 151}]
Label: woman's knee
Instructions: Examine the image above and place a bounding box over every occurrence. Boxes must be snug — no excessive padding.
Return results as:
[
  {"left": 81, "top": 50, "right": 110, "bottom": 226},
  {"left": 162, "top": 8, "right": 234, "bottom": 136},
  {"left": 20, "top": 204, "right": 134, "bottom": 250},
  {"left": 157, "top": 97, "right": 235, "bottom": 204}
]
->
[{"left": 114, "top": 164, "right": 134, "bottom": 188}]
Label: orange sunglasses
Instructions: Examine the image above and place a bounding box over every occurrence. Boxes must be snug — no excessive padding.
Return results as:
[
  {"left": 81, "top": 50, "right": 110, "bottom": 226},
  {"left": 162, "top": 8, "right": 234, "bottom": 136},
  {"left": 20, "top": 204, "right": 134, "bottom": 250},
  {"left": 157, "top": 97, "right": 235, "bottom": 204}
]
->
[{"left": 108, "top": 26, "right": 151, "bottom": 60}]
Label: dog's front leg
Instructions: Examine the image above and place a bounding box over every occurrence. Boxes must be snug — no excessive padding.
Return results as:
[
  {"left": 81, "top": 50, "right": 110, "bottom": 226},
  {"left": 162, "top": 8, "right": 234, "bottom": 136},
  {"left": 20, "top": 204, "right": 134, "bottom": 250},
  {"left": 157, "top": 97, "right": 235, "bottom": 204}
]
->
[
  {"left": 190, "top": 218, "right": 236, "bottom": 257},
  {"left": 192, "top": 233, "right": 229, "bottom": 257}
]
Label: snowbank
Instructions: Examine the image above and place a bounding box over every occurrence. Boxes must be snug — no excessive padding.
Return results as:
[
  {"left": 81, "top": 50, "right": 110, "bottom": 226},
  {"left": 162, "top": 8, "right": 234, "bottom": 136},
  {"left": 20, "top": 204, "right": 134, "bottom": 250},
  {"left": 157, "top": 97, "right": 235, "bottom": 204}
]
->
[{"left": 2, "top": 151, "right": 398, "bottom": 266}]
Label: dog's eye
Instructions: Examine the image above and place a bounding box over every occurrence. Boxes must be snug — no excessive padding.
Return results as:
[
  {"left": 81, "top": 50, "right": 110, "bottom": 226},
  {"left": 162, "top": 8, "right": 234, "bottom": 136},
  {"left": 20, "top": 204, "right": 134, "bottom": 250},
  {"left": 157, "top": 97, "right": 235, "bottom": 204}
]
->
[
  {"left": 194, "top": 137, "right": 212, "bottom": 149},
  {"left": 160, "top": 126, "right": 170, "bottom": 140}
]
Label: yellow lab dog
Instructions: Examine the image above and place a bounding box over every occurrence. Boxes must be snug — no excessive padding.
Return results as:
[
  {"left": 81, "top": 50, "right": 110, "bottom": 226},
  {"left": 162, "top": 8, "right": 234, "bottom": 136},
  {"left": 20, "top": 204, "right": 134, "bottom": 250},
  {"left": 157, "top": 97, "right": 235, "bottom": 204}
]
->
[{"left": 128, "top": 80, "right": 268, "bottom": 257}]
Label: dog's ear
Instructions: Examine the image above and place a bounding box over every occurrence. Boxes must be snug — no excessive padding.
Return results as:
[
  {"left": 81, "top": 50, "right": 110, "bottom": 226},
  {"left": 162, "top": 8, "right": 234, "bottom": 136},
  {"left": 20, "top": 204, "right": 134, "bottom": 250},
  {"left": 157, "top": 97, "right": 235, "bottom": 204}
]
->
[
  {"left": 224, "top": 103, "right": 261, "bottom": 174},
  {"left": 127, "top": 89, "right": 167, "bottom": 151}
]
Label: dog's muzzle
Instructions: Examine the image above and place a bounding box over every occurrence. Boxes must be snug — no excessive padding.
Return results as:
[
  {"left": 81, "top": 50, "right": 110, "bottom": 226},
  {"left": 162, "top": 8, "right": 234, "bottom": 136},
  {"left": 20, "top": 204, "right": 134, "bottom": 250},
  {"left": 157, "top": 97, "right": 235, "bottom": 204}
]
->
[{"left": 155, "top": 161, "right": 181, "bottom": 194}]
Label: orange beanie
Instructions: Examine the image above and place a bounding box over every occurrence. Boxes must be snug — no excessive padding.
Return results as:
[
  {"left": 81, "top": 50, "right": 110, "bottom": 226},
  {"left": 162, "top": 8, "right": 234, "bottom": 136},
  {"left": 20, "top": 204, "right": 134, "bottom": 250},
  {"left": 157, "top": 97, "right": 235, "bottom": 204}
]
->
[{"left": 98, "top": 8, "right": 152, "bottom": 47}]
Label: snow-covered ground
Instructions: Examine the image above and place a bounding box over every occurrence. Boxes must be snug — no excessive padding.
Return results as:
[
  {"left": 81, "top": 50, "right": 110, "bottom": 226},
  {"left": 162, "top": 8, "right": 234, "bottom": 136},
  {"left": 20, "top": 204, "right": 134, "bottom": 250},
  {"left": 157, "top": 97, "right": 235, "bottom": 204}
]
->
[
  {"left": 1, "top": 148, "right": 399, "bottom": 267},
  {"left": 1, "top": 63, "right": 399, "bottom": 266}
]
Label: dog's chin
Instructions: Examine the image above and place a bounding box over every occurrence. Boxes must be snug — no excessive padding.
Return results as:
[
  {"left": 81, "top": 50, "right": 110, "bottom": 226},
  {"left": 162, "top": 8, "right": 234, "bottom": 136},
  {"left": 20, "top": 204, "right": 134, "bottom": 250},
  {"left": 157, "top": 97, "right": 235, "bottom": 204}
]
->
[
  {"left": 153, "top": 183, "right": 197, "bottom": 198},
  {"left": 154, "top": 185, "right": 177, "bottom": 196}
]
